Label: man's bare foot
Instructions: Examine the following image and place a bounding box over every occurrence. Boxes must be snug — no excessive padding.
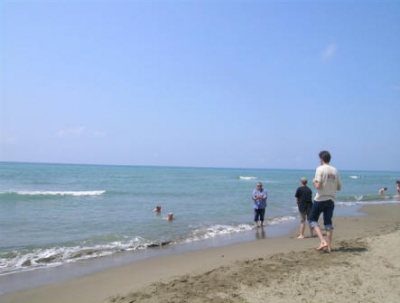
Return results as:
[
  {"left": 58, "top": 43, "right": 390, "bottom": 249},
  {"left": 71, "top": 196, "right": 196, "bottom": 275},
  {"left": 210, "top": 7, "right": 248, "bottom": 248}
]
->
[
  {"left": 297, "top": 235, "right": 305, "bottom": 239},
  {"left": 315, "top": 242, "right": 328, "bottom": 251}
]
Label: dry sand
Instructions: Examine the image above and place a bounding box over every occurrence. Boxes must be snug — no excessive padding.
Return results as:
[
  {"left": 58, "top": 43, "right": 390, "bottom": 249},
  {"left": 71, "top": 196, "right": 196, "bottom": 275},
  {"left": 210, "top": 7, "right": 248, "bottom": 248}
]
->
[{"left": 1, "top": 204, "right": 399, "bottom": 303}]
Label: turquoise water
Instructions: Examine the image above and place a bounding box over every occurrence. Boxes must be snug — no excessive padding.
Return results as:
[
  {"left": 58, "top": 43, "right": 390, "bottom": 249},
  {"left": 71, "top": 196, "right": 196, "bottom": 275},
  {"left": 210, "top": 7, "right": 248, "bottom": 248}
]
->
[{"left": 0, "top": 162, "right": 399, "bottom": 278}]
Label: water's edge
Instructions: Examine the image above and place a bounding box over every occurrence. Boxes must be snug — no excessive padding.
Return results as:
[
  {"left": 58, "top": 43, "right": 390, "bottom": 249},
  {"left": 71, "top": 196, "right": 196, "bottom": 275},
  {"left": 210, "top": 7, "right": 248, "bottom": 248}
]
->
[{"left": 0, "top": 205, "right": 364, "bottom": 296}]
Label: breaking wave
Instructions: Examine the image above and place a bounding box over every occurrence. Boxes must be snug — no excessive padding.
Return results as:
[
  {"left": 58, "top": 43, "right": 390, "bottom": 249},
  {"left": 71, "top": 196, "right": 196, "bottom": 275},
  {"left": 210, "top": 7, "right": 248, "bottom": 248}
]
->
[{"left": 0, "top": 190, "right": 106, "bottom": 197}]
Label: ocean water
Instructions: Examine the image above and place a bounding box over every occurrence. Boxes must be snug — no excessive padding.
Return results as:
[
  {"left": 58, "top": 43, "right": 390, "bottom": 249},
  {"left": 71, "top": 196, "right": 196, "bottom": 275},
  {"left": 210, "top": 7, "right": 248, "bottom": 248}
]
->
[{"left": 0, "top": 162, "right": 399, "bottom": 280}]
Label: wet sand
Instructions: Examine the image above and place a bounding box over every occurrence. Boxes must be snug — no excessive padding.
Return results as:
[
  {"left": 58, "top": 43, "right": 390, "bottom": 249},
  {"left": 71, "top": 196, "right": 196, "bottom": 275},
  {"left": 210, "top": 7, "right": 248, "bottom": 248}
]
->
[{"left": 2, "top": 204, "right": 399, "bottom": 303}]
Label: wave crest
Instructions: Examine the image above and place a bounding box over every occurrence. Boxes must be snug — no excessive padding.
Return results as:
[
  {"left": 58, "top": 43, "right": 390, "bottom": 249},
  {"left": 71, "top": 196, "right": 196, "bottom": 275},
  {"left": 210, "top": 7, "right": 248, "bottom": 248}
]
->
[
  {"left": 0, "top": 190, "right": 106, "bottom": 197},
  {"left": 239, "top": 176, "right": 257, "bottom": 180},
  {"left": 0, "top": 237, "right": 153, "bottom": 276}
]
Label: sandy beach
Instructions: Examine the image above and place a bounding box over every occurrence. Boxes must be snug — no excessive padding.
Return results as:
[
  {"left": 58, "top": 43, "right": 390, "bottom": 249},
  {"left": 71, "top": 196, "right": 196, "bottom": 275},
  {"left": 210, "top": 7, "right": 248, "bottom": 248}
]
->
[{"left": 2, "top": 204, "right": 399, "bottom": 303}]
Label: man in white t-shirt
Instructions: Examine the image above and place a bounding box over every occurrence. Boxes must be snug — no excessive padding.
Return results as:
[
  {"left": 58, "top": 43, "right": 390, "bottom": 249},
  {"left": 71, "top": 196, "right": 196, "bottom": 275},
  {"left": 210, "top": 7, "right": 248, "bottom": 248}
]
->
[{"left": 309, "top": 150, "right": 342, "bottom": 253}]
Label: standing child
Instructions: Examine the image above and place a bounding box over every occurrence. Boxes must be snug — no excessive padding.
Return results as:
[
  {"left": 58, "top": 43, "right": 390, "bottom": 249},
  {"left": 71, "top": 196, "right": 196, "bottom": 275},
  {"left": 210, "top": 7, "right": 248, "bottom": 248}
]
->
[{"left": 295, "top": 177, "right": 314, "bottom": 239}]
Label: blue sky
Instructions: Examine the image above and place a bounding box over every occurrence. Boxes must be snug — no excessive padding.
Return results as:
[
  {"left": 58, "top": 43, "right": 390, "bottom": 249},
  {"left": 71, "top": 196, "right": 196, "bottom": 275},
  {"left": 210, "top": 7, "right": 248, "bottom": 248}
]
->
[{"left": 1, "top": 1, "right": 399, "bottom": 171}]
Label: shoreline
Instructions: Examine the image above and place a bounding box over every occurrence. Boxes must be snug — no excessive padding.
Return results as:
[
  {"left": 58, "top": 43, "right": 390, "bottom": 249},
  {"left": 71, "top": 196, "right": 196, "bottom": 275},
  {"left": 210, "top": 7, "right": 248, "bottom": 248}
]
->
[
  {"left": 1, "top": 204, "right": 399, "bottom": 303},
  {"left": 0, "top": 204, "right": 364, "bottom": 296},
  {"left": 0, "top": 214, "right": 303, "bottom": 296}
]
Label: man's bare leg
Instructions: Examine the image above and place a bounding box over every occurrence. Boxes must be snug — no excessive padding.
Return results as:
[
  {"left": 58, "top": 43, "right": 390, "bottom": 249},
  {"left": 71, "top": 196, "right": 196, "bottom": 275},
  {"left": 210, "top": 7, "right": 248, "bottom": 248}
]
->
[
  {"left": 309, "top": 224, "right": 315, "bottom": 237},
  {"left": 313, "top": 226, "right": 327, "bottom": 250},
  {"left": 297, "top": 222, "right": 305, "bottom": 239},
  {"left": 326, "top": 229, "right": 333, "bottom": 252}
]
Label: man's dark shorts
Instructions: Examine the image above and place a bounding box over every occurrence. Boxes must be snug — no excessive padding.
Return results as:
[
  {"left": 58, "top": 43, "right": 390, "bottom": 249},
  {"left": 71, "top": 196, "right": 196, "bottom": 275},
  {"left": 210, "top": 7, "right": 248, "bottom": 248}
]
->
[{"left": 309, "top": 199, "right": 334, "bottom": 230}]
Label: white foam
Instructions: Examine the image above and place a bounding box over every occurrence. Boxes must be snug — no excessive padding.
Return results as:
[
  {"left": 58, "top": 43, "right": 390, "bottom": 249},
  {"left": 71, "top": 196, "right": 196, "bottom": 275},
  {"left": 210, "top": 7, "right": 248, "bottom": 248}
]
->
[
  {"left": 14, "top": 190, "right": 105, "bottom": 196},
  {"left": 336, "top": 200, "right": 399, "bottom": 207},
  {"left": 184, "top": 224, "right": 253, "bottom": 243},
  {"left": 184, "top": 217, "right": 296, "bottom": 243},
  {"left": 267, "top": 216, "right": 296, "bottom": 225},
  {"left": 239, "top": 176, "right": 257, "bottom": 180},
  {"left": 0, "top": 237, "right": 151, "bottom": 276}
]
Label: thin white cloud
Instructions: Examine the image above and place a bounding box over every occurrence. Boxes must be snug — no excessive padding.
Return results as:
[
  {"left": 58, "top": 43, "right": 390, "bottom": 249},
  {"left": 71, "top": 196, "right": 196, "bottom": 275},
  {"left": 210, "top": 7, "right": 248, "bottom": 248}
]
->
[
  {"left": 322, "top": 43, "right": 338, "bottom": 61},
  {"left": 94, "top": 130, "right": 107, "bottom": 137},
  {"left": 390, "top": 85, "right": 400, "bottom": 91},
  {"left": 0, "top": 135, "right": 17, "bottom": 145},
  {"left": 57, "top": 126, "right": 85, "bottom": 137}
]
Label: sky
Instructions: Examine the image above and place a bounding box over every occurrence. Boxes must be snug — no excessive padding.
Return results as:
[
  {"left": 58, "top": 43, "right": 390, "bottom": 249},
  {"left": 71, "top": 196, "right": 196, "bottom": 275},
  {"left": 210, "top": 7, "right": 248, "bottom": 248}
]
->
[{"left": 1, "top": 0, "right": 400, "bottom": 171}]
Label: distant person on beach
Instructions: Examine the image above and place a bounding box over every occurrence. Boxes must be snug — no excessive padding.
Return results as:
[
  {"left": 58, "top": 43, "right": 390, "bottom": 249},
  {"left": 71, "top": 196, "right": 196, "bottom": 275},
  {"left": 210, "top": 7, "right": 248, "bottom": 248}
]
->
[
  {"left": 153, "top": 205, "right": 162, "bottom": 213},
  {"left": 295, "top": 177, "right": 314, "bottom": 239},
  {"left": 378, "top": 187, "right": 388, "bottom": 195},
  {"left": 396, "top": 180, "right": 400, "bottom": 195},
  {"left": 252, "top": 182, "right": 268, "bottom": 228},
  {"left": 309, "top": 150, "right": 342, "bottom": 252},
  {"left": 165, "top": 212, "right": 174, "bottom": 221}
]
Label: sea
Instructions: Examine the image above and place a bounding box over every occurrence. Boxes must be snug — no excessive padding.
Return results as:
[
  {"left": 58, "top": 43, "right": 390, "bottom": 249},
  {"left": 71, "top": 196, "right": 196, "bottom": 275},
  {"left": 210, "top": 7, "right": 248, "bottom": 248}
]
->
[{"left": 0, "top": 162, "right": 399, "bottom": 295}]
